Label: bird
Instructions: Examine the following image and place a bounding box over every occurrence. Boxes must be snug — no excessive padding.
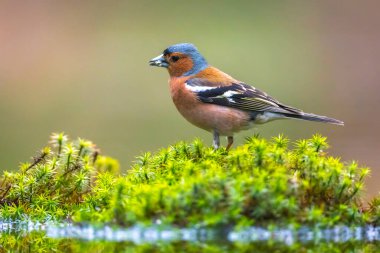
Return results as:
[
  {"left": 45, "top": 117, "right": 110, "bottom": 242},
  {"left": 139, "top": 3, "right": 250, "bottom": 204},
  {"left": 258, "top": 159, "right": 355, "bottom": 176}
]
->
[{"left": 149, "top": 43, "right": 344, "bottom": 150}]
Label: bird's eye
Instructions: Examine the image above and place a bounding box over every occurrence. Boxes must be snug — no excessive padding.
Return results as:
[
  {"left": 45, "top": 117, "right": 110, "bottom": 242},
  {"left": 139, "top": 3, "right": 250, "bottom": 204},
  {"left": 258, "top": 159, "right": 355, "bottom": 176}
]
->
[{"left": 171, "top": 56, "right": 180, "bottom": 62}]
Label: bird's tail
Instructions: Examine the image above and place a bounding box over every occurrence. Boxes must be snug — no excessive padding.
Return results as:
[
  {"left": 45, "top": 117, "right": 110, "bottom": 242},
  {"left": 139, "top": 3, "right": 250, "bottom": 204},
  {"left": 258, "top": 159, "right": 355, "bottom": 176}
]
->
[{"left": 282, "top": 112, "right": 344, "bottom": 126}]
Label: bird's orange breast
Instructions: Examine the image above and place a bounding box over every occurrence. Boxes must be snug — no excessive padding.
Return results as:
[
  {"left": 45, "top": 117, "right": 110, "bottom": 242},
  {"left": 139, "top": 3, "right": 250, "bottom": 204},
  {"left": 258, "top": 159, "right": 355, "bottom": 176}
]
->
[
  {"left": 169, "top": 75, "right": 251, "bottom": 135},
  {"left": 169, "top": 76, "right": 198, "bottom": 111}
]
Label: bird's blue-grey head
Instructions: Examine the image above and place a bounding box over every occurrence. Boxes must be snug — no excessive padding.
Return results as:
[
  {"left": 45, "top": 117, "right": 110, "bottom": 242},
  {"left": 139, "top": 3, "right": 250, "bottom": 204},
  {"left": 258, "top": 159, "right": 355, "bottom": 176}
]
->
[{"left": 149, "top": 43, "right": 208, "bottom": 77}]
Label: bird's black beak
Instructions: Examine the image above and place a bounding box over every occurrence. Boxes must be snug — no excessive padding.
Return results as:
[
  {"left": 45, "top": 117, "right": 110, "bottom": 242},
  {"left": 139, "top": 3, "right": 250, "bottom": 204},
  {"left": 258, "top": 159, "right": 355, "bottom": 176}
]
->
[{"left": 149, "top": 54, "right": 169, "bottom": 68}]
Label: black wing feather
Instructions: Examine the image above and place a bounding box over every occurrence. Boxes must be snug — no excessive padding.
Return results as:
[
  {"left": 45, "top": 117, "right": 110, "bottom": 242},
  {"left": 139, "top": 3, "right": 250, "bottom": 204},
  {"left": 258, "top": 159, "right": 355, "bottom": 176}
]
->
[
  {"left": 186, "top": 80, "right": 301, "bottom": 114},
  {"left": 185, "top": 78, "right": 344, "bottom": 125}
]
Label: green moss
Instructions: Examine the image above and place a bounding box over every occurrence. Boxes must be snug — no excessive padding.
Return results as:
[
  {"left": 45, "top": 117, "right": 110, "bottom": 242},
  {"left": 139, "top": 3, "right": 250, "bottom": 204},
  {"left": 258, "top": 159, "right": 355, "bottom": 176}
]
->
[
  {"left": 0, "top": 133, "right": 377, "bottom": 227},
  {"left": 0, "top": 133, "right": 119, "bottom": 221}
]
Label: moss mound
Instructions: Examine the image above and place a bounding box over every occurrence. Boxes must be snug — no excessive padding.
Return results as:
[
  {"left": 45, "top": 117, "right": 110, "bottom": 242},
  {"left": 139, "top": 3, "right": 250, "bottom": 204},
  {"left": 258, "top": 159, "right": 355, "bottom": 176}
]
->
[
  {"left": 0, "top": 133, "right": 377, "bottom": 227},
  {"left": 0, "top": 133, "right": 119, "bottom": 221}
]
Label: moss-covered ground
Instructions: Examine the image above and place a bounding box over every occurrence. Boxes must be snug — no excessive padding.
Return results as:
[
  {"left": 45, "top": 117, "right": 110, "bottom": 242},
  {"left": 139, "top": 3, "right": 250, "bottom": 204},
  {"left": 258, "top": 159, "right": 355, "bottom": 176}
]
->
[{"left": 0, "top": 133, "right": 379, "bottom": 228}]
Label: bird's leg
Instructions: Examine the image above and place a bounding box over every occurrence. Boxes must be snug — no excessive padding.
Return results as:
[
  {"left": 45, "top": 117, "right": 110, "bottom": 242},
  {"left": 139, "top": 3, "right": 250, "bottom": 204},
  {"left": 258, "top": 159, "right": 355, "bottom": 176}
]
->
[
  {"left": 213, "top": 130, "right": 220, "bottom": 149},
  {"left": 226, "top": 136, "right": 234, "bottom": 151}
]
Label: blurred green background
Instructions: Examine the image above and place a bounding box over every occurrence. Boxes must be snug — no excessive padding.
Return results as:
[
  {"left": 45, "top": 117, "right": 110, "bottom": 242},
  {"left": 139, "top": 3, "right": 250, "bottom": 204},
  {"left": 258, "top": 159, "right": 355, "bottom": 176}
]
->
[{"left": 0, "top": 1, "right": 379, "bottom": 200}]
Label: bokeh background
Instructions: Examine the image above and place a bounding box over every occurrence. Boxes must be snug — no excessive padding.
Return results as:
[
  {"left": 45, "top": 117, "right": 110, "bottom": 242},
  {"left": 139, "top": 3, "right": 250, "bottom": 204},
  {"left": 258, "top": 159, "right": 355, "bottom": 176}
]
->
[{"left": 0, "top": 1, "right": 379, "bottom": 201}]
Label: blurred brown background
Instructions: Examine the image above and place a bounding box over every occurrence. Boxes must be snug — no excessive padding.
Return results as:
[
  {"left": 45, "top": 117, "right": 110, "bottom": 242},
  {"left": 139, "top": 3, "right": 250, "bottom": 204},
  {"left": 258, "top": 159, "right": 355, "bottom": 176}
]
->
[{"left": 0, "top": 1, "right": 379, "bottom": 201}]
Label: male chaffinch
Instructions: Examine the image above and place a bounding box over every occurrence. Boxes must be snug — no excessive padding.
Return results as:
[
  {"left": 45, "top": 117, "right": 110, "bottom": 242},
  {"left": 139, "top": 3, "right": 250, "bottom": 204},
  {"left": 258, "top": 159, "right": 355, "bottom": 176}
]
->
[{"left": 149, "top": 43, "right": 343, "bottom": 150}]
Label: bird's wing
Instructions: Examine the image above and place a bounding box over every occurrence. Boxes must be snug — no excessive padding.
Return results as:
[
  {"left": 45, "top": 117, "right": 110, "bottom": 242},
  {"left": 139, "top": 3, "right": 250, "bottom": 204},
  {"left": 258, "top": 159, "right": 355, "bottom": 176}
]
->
[{"left": 185, "top": 78, "right": 301, "bottom": 114}]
